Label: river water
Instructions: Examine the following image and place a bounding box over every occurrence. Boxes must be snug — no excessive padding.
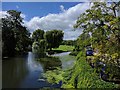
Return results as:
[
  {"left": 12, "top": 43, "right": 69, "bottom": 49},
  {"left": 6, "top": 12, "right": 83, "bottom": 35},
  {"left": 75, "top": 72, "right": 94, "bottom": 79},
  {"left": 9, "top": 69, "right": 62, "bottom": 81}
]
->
[{"left": 2, "top": 52, "right": 76, "bottom": 88}]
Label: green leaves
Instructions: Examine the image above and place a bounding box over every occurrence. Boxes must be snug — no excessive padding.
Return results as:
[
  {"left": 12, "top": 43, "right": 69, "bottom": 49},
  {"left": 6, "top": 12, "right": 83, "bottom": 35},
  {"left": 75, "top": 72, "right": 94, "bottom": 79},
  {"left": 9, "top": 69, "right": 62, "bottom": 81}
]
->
[
  {"left": 73, "top": 2, "right": 120, "bottom": 85},
  {"left": 32, "top": 29, "right": 44, "bottom": 41},
  {"left": 43, "top": 68, "right": 64, "bottom": 84},
  {"left": 2, "top": 10, "right": 31, "bottom": 56},
  {"left": 65, "top": 51, "right": 118, "bottom": 88},
  {"left": 74, "top": 2, "right": 120, "bottom": 60},
  {"left": 45, "top": 30, "right": 64, "bottom": 50}
]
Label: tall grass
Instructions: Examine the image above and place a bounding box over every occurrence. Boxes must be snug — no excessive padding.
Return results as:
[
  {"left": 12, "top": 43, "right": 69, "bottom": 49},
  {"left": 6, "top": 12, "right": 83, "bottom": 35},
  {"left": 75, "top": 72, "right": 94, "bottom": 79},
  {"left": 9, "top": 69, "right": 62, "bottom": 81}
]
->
[
  {"left": 43, "top": 51, "right": 119, "bottom": 88},
  {"left": 62, "top": 51, "right": 119, "bottom": 88}
]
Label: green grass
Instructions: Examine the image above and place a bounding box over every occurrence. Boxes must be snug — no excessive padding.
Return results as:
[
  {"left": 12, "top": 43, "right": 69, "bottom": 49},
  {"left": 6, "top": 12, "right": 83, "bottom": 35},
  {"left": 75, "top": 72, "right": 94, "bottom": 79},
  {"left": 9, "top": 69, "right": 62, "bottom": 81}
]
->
[
  {"left": 62, "top": 51, "right": 119, "bottom": 88},
  {"left": 53, "top": 45, "right": 74, "bottom": 52},
  {"left": 43, "top": 50, "right": 119, "bottom": 88}
]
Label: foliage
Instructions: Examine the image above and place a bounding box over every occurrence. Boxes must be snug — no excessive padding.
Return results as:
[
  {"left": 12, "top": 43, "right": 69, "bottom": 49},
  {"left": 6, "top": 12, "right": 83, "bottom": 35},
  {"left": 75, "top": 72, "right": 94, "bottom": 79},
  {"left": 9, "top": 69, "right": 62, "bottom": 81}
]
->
[
  {"left": 43, "top": 2, "right": 120, "bottom": 88},
  {"left": 45, "top": 30, "right": 64, "bottom": 50},
  {"left": 43, "top": 51, "right": 119, "bottom": 88},
  {"left": 70, "top": 33, "right": 91, "bottom": 56},
  {"left": 62, "top": 40, "right": 76, "bottom": 46},
  {"left": 32, "top": 29, "right": 44, "bottom": 41},
  {"left": 43, "top": 68, "right": 64, "bottom": 84},
  {"left": 2, "top": 20, "right": 15, "bottom": 56},
  {"left": 32, "top": 42, "right": 39, "bottom": 53},
  {"left": 2, "top": 10, "right": 31, "bottom": 57},
  {"left": 62, "top": 51, "right": 118, "bottom": 88},
  {"left": 74, "top": 2, "right": 120, "bottom": 78},
  {"left": 32, "top": 40, "right": 46, "bottom": 56},
  {"left": 32, "top": 29, "right": 46, "bottom": 55}
]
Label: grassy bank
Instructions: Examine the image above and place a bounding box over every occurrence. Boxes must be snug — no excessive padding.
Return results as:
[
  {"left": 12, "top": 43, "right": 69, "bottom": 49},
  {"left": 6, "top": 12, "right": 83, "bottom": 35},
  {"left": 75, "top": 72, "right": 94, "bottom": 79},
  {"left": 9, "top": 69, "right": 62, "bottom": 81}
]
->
[
  {"left": 44, "top": 51, "right": 119, "bottom": 88},
  {"left": 53, "top": 45, "right": 74, "bottom": 52},
  {"left": 62, "top": 51, "right": 119, "bottom": 88}
]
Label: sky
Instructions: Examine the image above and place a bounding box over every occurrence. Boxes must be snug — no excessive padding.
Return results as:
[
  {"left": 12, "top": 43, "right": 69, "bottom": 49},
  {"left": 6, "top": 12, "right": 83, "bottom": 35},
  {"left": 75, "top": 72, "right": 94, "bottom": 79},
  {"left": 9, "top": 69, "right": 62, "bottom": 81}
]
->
[{"left": 1, "top": 2, "right": 90, "bottom": 40}]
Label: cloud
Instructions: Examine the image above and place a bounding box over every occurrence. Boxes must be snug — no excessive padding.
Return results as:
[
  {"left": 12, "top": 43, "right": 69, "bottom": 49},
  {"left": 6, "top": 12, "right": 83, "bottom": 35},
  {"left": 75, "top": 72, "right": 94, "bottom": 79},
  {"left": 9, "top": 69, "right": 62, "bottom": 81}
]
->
[
  {"left": 25, "top": 3, "right": 90, "bottom": 40},
  {"left": 60, "top": 5, "right": 65, "bottom": 12},
  {"left": 0, "top": 10, "right": 26, "bottom": 20},
  {"left": 0, "top": 11, "right": 9, "bottom": 18},
  {"left": 1, "top": 3, "right": 90, "bottom": 40},
  {"left": 16, "top": 5, "right": 19, "bottom": 9},
  {"left": 20, "top": 13, "right": 26, "bottom": 19}
]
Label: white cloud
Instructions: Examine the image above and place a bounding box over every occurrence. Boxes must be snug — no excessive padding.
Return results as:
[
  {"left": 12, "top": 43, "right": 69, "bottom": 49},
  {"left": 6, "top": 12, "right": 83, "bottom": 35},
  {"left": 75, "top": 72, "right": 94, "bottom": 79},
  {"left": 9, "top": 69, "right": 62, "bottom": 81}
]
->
[
  {"left": 60, "top": 5, "right": 65, "bottom": 12},
  {"left": 0, "top": 10, "right": 26, "bottom": 19},
  {"left": 0, "top": 3, "right": 90, "bottom": 40},
  {"left": 25, "top": 3, "right": 90, "bottom": 40},
  {"left": 0, "top": 11, "right": 10, "bottom": 18},
  {"left": 20, "top": 13, "right": 26, "bottom": 19},
  {"left": 16, "top": 5, "right": 19, "bottom": 9}
]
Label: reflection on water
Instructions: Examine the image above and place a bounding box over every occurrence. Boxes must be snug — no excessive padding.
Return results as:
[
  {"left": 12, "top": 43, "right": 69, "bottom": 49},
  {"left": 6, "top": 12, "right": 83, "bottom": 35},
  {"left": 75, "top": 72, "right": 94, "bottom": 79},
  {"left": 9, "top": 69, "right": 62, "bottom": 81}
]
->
[
  {"left": 27, "top": 52, "right": 43, "bottom": 72},
  {"left": 37, "top": 57, "right": 62, "bottom": 72},
  {"left": 52, "top": 52, "right": 75, "bottom": 70},
  {"left": 2, "top": 52, "right": 76, "bottom": 88},
  {"left": 2, "top": 55, "right": 29, "bottom": 88}
]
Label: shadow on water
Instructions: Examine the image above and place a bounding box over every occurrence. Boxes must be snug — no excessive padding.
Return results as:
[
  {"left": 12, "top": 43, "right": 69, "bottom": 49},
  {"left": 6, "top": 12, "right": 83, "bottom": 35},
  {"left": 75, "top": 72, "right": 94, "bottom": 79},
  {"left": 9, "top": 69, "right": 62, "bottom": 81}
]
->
[
  {"left": 36, "top": 57, "right": 62, "bottom": 72},
  {"left": 2, "top": 52, "right": 63, "bottom": 88},
  {"left": 2, "top": 54, "right": 29, "bottom": 88}
]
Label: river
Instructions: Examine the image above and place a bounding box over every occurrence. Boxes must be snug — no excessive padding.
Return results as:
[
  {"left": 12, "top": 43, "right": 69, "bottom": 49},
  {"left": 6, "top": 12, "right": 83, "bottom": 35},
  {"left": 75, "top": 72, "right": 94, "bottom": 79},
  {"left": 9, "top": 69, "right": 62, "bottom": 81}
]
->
[{"left": 2, "top": 52, "right": 76, "bottom": 88}]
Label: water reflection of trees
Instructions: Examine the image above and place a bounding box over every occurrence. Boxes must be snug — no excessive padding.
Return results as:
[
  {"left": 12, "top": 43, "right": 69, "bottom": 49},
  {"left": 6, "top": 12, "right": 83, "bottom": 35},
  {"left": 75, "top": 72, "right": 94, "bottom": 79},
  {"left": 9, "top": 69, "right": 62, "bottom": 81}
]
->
[
  {"left": 2, "top": 57, "right": 29, "bottom": 88},
  {"left": 36, "top": 56, "right": 62, "bottom": 72}
]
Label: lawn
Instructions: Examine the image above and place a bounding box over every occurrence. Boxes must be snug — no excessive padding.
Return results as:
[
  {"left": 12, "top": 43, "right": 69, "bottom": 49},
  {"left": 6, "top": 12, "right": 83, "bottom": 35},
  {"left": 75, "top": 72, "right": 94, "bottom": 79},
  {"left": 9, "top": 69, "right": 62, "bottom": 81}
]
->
[{"left": 53, "top": 45, "right": 74, "bottom": 52}]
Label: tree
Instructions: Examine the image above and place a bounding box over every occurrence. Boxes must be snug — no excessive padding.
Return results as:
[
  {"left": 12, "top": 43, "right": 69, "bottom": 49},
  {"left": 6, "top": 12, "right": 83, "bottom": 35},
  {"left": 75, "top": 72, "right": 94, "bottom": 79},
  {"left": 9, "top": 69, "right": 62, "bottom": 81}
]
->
[
  {"left": 32, "top": 29, "right": 46, "bottom": 56},
  {"left": 45, "top": 30, "right": 64, "bottom": 50},
  {"left": 2, "top": 10, "right": 31, "bottom": 57},
  {"left": 32, "top": 29, "right": 44, "bottom": 41},
  {"left": 62, "top": 40, "right": 77, "bottom": 46},
  {"left": 7, "top": 10, "right": 31, "bottom": 52},
  {"left": 2, "top": 18, "right": 16, "bottom": 56},
  {"left": 74, "top": 2, "right": 120, "bottom": 79},
  {"left": 76, "top": 33, "right": 91, "bottom": 51},
  {"left": 32, "top": 40, "right": 46, "bottom": 57}
]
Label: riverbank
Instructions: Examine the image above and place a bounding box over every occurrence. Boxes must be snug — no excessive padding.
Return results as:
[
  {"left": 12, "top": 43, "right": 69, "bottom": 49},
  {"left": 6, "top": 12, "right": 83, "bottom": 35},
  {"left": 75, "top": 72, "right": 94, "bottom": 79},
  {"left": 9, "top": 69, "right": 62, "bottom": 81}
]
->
[
  {"left": 62, "top": 51, "right": 119, "bottom": 88},
  {"left": 44, "top": 51, "right": 119, "bottom": 88},
  {"left": 53, "top": 45, "right": 74, "bottom": 52},
  {"left": 46, "top": 45, "right": 74, "bottom": 56}
]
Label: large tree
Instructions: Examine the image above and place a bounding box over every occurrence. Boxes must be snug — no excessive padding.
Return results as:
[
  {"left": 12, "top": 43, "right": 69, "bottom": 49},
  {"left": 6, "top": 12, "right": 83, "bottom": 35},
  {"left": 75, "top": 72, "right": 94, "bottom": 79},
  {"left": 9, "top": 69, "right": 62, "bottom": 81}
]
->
[
  {"left": 32, "top": 29, "right": 46, "bottom": 56},
  {"left": 2, "top": 18, "right": 16, "bottom": 56},
  {"left": 2, "top": 10, "right": 31, "bottom": 56},
  {"left": 32, "top": 29, "right": 44, "bottom": 41},
  {"left": 45, "top": 30, "right": 64, "bottom": 50},
  {"left": 74, "top": 2, "right": 120, "bottom": 78}
]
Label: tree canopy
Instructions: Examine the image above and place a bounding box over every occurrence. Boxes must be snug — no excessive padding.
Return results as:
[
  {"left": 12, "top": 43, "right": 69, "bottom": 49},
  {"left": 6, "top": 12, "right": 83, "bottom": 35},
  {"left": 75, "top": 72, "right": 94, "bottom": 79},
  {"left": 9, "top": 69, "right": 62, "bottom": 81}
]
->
[
  {"left": 45, "top": 30, "right": 64, "bottom": 50},
  {"left": 32, "top": 29, "right": 46, "bottom": 56},
  {"left": 74, "top": 2, "right": 120, "bottom": 78},
  {"left": 2, "top": 10, "right": 31, "bottom": 57},
  {"left": 32, "top": 29, "right": 44, "bottom": 41}
]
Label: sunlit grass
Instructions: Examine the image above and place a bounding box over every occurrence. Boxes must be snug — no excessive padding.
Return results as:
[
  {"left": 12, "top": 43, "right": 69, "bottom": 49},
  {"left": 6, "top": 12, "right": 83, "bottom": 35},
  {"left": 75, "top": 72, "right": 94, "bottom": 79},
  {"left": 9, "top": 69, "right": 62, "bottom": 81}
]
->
[
  {"left": 63, "top": 51, "right": 119, "bottom": 88},
  {"left": 53, "top": 45, "right": 74, "bottom": 52}
]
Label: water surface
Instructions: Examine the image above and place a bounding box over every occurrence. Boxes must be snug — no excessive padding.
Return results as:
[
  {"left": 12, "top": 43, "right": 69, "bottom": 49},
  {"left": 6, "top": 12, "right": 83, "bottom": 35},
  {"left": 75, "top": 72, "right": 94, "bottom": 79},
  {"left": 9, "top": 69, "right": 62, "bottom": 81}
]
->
[{"left": 2, "top": 52, "right": 76, "bottom": 88}]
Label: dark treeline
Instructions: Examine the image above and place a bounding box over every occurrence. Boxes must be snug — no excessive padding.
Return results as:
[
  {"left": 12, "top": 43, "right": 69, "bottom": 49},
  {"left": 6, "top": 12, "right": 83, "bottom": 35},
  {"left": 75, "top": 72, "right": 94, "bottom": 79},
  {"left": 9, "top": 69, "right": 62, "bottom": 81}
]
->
[
  {"left": 61, "top": 40, "right": 76, "bottom": 46},
  {"left": 2, "top": 10, "right": 32, "bottom": 57}
]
